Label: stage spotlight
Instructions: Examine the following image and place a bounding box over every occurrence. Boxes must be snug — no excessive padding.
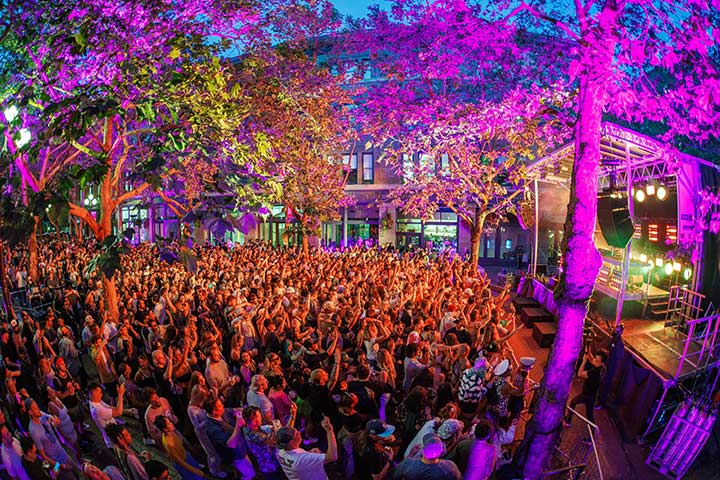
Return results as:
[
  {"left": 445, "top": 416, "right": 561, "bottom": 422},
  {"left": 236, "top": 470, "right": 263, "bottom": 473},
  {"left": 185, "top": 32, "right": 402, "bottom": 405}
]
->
[
  {"left": 673, "top": 261, "right": 681, "bottom": 272},
  {"left": 639, "top": 253, "right": 648, "bottom": 263},
  {"left": 655, "top": 257, "right": 664, "bottom": 267},
  {"left": 646, "top": 184, "right": 656, "bottom": 196},
  {"left": 648, "top": 260, "right": 655, "bottom": 268},
  {"left": 635, "top": 189, "right": 646, "bottom": 202},
  {"left": 664, "top": 263, "right": 673, "bottom": 275},
  {"left": 657, "top": 186, "right": 667, "bottom": 200},
  {"left": 683, "top": 268, "right": 692, "bottom": 281}
]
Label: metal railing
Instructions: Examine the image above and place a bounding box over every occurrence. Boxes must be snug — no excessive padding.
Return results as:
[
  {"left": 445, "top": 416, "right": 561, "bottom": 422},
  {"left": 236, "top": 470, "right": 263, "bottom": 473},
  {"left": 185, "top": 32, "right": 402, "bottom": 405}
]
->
[{"left": 539, "top": 406, "right": 604, "bottom": 480}]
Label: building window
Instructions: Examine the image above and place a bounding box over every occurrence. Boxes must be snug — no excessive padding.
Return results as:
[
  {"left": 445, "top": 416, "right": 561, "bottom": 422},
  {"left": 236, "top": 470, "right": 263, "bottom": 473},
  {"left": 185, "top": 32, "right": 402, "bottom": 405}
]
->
[
  {"left": 343, "top": 153, "right": 358, "bottom": 184},
  {"left": 362, "top": 152, "right": 374, "bottom": 183},
  {"left": 440, "top": 154, "right": 450, "bottom": 176},
  {"left": 402, "top": 153, "right": 413, "bottom": 182},
  {"left": 419, "top": 153, "right": 433, "bottom": 177}
]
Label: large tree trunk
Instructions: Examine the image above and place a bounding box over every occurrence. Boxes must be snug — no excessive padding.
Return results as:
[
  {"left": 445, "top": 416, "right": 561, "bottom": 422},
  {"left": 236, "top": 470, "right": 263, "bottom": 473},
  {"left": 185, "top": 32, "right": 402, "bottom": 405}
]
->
[
  {"left": 103, "top": 275, "right": 120, "bottom": 324},
  {"left": 520, "top": 41, "right": 614, "bottom": 478},
  {"left": 469, "top": 209, "right": 486, "bottom": 266},
  {"left": 28, "top": 216, "right": 40, "bottom": 284},
  {"left": 0, "top": 243, "right": 14, "bottom": 320},
  {"left": 469, "top": 225, "right": 482, "bottom": 266}
]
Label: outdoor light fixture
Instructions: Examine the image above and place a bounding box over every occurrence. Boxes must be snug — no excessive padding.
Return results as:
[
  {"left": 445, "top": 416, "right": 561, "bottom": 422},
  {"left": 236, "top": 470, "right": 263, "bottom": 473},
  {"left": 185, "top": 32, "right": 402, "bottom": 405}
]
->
[
  {"left": 636, "top": 189, "right": 646, "bottom": 202},
  {"left": 646, "top": 184, "right": 656, "bottom": 196},
  {"left": 655, "top": 257, "right": 664, "bottom": 267},
  {"left": 683, "top": 268, "right": 692, "bottom": 281},
  {"left": 664, "top": 263, "right": 673, "bottom": 275},
  {"left": 639, "top": 253, "right": 648, "bottom": 263},
  {"left": 673, "top": 261, "right": 682, "bottom": 272},
  {"left": 17, "top": 128, "right": 31, "bottom": 147},
  {"left": 657, "top": 186, "right": 668, "bottom": 200},
  {"left": 3, "top": 105, "right": 18, "bottom": 123}
]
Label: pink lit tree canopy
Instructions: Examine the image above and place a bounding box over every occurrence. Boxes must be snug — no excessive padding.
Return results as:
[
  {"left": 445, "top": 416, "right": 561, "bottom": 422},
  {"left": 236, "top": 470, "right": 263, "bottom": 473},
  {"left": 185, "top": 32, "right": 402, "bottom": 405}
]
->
[
  {"left": 351, "top": 0, "right": 572, "bottom": 265},
  {"left": 1, "top": 0, "right": 266, "bottom": 319},
  {"left": 473, "top": 0, "right": 720, "bottom": 477}
]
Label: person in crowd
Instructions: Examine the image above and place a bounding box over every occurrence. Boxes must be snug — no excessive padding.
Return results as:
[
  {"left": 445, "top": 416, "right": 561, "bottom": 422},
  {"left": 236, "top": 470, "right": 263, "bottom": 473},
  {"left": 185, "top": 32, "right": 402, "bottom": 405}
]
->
[
  {"left": 462, "top": 420, "right": 497, "bottom": 480},
  {"left": 564, "top": 348, "right": 608, "bottom": 428},
  {"left": 204, "top": 396, "right": 255, "bottom": 479},
  {"left": 393, "top": 433, "right": 462, "bottom": 480},
  {"left": 88, "top": 382, "right": 128, "bottom": 449},
  {"left": 1, "top": 424, "right": 30, "bottom": 480},
  {"left": 187, "top": 385, "right": 225, "bottom": 479},
  {"left": 144, "top": 387, "right": 178, "bottom": 448},
  {"left": 20, "top": 436, "right": 53, "bottom": 480},
  {"left": 105, "top": 423, "right": 150, "bottom": 480},
  {"left": 247, "top": 374, "right": 275, "bottom": 424},
  {"left": 356, "top": 419, "right": 396, "bottom": 480},
  {"left": 154, "top": 415, "right": 205, "bottom": 480},
  {"left": 26, "top": 398, "right": 74, "bottom": 471},
  {"left": 275, "top": 415, "right": 337, "bottom": 480}
]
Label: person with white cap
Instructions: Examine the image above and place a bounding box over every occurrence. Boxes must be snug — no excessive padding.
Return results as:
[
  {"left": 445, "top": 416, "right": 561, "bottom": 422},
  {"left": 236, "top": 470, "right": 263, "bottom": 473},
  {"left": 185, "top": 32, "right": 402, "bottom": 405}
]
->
[
  {"left": 486, "top": 359, "right": 512, "bottom": 419},
  {"left": 393, "top": 432, "right": 462, "bottom": 480},
  {"left": 507, "top": 357, "right": 537, "bottom": 420}
]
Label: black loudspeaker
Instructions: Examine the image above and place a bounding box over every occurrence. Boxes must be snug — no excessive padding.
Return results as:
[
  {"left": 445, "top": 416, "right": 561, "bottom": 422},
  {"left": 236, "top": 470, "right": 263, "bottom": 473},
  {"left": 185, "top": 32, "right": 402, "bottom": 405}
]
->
[{"left": 597, "top": 189, "right": 634, "bottom": 248}]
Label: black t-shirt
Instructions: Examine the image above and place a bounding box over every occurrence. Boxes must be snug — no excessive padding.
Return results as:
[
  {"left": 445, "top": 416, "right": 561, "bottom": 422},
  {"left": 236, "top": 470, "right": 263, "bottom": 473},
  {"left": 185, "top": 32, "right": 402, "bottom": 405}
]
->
[
  {"left": 582, "top": 363, "right": 603, "bottom": 396},
  {"left": 22, "top": 457, "right": 52, "bottom": 480},
  {"left": 356, "top": 443, "right": 390, "bottom": 480},
  {"left": 348, "top": 380, "right": 393, "bottom": 417}
]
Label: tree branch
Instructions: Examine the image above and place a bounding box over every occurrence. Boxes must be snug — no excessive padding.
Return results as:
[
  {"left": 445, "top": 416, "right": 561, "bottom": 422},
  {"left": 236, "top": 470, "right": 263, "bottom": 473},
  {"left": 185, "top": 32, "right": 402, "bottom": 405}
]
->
[{"left": 68, "top": 201, "right": 100, "bottom": 238}]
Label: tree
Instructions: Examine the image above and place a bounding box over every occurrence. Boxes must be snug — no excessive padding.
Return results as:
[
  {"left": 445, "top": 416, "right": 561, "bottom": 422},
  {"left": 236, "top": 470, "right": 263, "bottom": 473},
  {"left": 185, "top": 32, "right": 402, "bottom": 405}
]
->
[
  {"left": 233, "top": 2, "right": 357, "bottom": 252},
  {"left": 1, "top": 0, "right": 264, "bottom": 320},
  {"left": 352, "top": 1, "right": 571, "bottom": 264},
  {"left": 477, "top": 1, "right": 720, "bottom": 477}
]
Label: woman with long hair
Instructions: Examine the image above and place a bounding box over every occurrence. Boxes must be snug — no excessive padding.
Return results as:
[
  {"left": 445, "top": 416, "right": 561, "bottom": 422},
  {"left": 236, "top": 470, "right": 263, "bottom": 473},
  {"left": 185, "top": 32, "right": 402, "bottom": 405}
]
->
[
  {"left": 154, "top": 415, "right": 205, "bottom": 480},
  {"left": 187, "top": 386, "right": 224, "bottom": 479}
]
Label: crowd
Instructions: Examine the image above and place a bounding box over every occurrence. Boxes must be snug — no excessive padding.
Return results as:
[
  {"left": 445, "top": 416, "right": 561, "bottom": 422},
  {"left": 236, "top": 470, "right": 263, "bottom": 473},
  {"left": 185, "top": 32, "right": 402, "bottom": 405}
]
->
[{"left": 0, "top": 234, "right": 587, "bottom": 480}]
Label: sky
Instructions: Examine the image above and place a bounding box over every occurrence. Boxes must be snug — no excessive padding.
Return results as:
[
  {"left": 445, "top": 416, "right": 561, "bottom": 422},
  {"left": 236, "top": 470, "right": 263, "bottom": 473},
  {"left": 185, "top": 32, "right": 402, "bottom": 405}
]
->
[{"left": 331, "top": 0, "right": 391, "bottom": 20}]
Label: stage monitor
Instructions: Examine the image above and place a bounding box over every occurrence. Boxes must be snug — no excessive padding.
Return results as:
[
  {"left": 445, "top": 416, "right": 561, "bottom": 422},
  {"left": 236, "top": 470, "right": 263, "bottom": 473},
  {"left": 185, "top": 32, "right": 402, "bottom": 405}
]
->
[{"left": 597, "top": 189, "right": 634, "bottom": 248}]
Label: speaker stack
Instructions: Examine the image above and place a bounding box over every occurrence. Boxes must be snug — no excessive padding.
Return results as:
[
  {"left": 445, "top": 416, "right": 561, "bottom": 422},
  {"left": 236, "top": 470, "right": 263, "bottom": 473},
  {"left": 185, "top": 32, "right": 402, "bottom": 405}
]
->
[{"left": 597, "top": 189, "right": 634, "bottom": 248}]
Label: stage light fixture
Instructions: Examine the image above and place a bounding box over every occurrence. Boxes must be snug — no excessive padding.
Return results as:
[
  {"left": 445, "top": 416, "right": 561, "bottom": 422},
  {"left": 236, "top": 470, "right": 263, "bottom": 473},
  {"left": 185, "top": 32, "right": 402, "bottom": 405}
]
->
[
  {"left": 655, "top": 257, "right": 664, "bottom": 267},
  {"left": 635, "top": 189, "right": 646, "bottom": 202},
  {"left": 639, "top": 253, "right": 648, "bottom": 263},
  {"left": 683, "top": 268, "right": 692, "bottom": 281},
  {"left": 646, "top": 184, "right": 656, "bottom": 196},
  {"left": 664, "top": 263, "right": 673, "bottom": 275},
  {"left": 648, "top": 260, "right": 655, "bottom": 268},
  {"left": 657, "top": 186, "right": 667, "bottom": 200},
  {"left": 673, "top": 261, "right": 681, "bottom": 272}
]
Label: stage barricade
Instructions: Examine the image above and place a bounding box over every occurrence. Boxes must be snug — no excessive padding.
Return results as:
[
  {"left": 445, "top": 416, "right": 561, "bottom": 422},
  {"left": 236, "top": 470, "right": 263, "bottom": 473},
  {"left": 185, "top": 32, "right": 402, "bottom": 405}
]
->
[
  {"left": 517, "top": 276, "right": 559, "bottom": 318},
  {"left": 604, "top": 337, "right": 665, "bottom": 441}
]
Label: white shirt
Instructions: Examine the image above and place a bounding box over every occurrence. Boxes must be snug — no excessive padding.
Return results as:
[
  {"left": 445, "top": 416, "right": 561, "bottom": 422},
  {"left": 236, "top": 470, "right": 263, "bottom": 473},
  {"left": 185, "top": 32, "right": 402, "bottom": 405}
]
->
[
  {"left": 90, "top": 400, "right": 116, "bottom": 447},
  {"left": 246, "top": 389, "right": 274, "bottom": 420},
  {"left": 1, "top": 438, "right": 30, "bottom": 480},
  {"left": 276, "top": 448, "right": 327, "bottom": 480}
]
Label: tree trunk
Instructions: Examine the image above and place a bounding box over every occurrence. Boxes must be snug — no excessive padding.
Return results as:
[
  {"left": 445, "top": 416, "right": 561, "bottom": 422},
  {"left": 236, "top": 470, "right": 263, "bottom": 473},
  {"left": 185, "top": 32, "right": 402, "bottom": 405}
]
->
[
  {"left": 0, "top": 243, "right": 14, "bottom": 320},
  {"left": 470, "top": 225, "right": 482, "bottom": 266},
  {"left": 103, "top": 275, "right": 120, "bottom": 324},
  {"left": 28, "top": 216, "right": 40, "bottom": 284},
  {"left": 520, "top": 41, "right": 614, "bottom": 478},
  {"left": 469, "top": 209, "right": 486, "bottom": 266}
]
